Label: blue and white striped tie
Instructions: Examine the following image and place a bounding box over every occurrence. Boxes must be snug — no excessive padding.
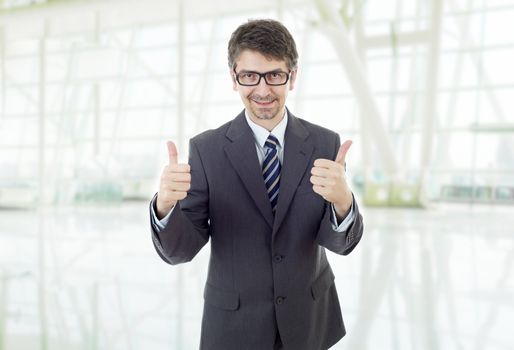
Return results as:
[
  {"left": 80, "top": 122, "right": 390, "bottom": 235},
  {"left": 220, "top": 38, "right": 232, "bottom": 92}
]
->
[{"left": 262, "top": 134, "right": 281, "bottom": 213}]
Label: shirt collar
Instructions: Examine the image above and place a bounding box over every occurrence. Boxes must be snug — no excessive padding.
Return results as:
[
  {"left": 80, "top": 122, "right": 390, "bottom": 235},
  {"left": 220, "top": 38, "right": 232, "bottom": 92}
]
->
[{"left": 244, "top": 108, "right": 288, "bottom": 149}]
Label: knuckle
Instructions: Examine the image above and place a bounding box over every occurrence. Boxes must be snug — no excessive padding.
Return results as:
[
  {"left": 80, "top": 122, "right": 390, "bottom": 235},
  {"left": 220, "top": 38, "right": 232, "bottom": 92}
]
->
[{"left": 170, "top": 191, "right": 180, "bottom": 199}]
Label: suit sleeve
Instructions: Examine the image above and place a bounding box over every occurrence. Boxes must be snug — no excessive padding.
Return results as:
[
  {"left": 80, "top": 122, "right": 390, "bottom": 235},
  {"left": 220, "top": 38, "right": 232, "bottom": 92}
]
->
[
  {"left": 149, "top": 139, "right": 210, "bottom": 265},
  {"left": 315, "top": 133, "right": 364, "bottom": 255}
]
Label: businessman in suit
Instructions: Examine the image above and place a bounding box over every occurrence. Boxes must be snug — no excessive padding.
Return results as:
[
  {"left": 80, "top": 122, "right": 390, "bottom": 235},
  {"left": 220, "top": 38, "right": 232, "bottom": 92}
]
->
[{"left": 149, "top": 19, "right": 363, "bottom": 349}]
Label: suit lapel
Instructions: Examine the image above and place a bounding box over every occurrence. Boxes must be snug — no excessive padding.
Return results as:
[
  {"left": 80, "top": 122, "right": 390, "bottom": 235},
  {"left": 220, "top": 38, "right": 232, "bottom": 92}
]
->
[
  {"left": 223, "top": 110, "right": 314, "bottom": 233},
  {"left": 224, "top": 111, "right": 274, "bottom": 229},
  {"left": 272, "top": 112, "right": 313, "bottom": 235}
]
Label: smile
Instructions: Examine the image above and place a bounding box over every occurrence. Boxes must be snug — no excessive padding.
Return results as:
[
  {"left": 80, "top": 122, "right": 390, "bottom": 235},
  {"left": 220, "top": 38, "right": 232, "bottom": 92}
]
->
[{"left": 251, "top": 99, "right": 276, "bottom": 107}]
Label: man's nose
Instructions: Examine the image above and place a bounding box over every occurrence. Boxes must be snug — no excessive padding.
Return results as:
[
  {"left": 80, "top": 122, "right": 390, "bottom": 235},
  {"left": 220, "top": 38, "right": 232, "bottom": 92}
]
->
[{"left": 254, "top": 76, "right": 271, "bottom": 94}]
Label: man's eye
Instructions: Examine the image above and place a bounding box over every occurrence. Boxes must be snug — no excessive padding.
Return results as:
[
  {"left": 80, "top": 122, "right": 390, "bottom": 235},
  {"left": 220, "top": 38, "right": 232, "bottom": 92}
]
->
[{"left": 267, "top": 73, "right": 284, "bottom": 80}]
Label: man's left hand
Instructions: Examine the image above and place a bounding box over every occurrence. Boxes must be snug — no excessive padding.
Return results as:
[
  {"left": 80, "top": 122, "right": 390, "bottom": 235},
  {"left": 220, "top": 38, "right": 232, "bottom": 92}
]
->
[{"left": 310, "top": 140, "right": 353, "bottom": 220}]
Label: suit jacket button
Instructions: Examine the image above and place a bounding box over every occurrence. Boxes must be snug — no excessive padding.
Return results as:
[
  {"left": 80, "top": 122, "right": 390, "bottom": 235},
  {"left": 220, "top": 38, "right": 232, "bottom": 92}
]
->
[
  {"left": 276, "top": 296, "right": 285, "bottom": 305},
  {"left": 273, "top": 255, "right": 283, "bottom": 263}
]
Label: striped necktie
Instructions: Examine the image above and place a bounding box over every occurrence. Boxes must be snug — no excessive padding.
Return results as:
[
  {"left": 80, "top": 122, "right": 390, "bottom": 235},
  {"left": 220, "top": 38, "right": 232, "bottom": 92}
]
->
[{"left": 262, "top": 134, "right": 281, "bottom": 213}]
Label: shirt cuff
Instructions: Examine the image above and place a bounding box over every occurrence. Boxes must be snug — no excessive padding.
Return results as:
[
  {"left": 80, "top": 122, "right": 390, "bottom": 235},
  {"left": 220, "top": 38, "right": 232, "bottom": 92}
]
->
[
  {"left": 150, "top": 196, "right": 174, "bottom": 233},
  {"left": 330, "top": 199, "right": 355, "bottom": 232}
]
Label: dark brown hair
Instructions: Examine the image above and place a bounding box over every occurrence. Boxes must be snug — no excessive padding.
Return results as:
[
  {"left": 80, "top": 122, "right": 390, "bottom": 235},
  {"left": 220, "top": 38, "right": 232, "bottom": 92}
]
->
[{"left": 228, "top": 19, "right": 298, "bottom": 70}]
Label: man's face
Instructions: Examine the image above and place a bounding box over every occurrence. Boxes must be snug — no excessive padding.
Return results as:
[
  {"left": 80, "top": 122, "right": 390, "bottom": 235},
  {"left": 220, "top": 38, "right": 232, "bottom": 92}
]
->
[{"left": 232, "top": 49, "right": 297, "bottom": 123}]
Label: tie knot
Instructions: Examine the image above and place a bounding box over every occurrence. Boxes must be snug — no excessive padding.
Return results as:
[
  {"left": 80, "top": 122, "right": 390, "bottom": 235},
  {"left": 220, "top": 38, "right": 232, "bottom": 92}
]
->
[{"left": 265, "top": 134, "right": 279, "bottom": 150}]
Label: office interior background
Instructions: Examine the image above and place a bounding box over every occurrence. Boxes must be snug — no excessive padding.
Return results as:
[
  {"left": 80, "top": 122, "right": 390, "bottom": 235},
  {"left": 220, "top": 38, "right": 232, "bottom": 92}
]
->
[{"left": 0, "top": 0, "right": 513, "bottom": 349}]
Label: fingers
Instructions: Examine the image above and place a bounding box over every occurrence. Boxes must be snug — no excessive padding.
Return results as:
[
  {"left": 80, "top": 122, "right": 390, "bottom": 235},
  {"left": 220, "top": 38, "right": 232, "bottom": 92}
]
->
[
  {"left": 162, "top": 172, "right": 191, "bottom": 182},
  {"left": 310, "top": 174, "right": 335, "bottom": 187},
  {"left": 313, "top": 158, "right": 340, "bottom": 169},
  {"left": 161, "top": 164, "right": 191, "bottom": 192},
  {"left": 335, "top": 139, "right": 352, "bottom": 165},
  {"left": 311, "top": 160, "right": 344, "bottom": 183},
  {"left": 157, "top": 141, "right": 190, "bottom": 216},
  {"left": 165, "top": 163, "right": 191, "bottom": 173},
  {"left": 161, "top": 189, "right": 188, "bottom": 201},
  {"left": 162, "top": 181, "right": 191, "bottom": 192},
  {"left": 311, "top": 165, "right": 338, "bottom": 178},
  {"left": 161, "top": 176, "right": 190, "bottom": 191},
  {"left": 310, "top": 157, "right": 346, "bottom": 192},
  {"left": 167, "top": 140, "right": 178, "bottom": 165},
  {"left": 312, "top": 185, "right": 328, "bottom": 198}
]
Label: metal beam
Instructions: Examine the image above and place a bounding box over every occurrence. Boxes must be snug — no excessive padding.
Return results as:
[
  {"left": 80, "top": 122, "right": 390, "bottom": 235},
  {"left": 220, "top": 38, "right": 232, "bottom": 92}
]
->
[
  {"left": 419, "top": 0, "right": 443, "bottom": 205},
  {"left": 176, "top": 2, "right": 185, "bottom": 349},
  {"left": 470, "top": 123, "right": 514, "bottom": 132},
  {"left": 37, "top": 19, "right": 49, "bottom": 350},
  {"left": 105, "top": 27, "right": 137, "bottom": 167},
  {"left": 0, "top": 0, "right": 311, "bottom": 39},
  {"left": 352, "top": 0, "right": 373, "bottom": 179},
  {"left": 314, "top": 0, "right": 398, "bottom": 175},
  {"left": 193, "top": 17, "right": 219, "bottom": 134},
  {"left": 362, "top": 30, "right": 431, "bottom": 49},
  {"left": 447, "top": 0, "right": 507, "bottom": 124},
  {"left": 0, "top": 25, "right": 4, "bottom": 122},
  {"left": 0, "top": 271, "right": 6, "bottom": 350},
  {"left": 93, "top": 11, "right": 100, "bottom": 155}
]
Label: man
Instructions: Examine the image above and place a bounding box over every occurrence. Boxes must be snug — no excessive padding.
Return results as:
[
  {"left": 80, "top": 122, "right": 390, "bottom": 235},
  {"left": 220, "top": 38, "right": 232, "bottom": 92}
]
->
[{"left": 149, "top": 19, "right": 363, "bottom": 350}]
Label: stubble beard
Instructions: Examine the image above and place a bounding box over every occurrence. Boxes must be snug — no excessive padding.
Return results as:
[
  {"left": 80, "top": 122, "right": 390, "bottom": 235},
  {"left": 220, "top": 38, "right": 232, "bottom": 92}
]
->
[{"left": 248, "top": 94, "right": 282, "bottom": 121}]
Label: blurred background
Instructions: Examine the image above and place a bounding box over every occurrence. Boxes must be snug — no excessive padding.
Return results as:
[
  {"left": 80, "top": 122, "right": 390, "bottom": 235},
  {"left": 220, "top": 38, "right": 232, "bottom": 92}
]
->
[{"left": 0, "top": 0, "right": 513, "bottom": 349}]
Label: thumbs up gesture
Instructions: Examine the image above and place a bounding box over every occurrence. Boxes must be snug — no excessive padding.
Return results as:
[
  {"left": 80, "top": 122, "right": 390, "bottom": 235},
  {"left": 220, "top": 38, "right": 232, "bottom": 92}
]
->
[
  {"left": 310, "top": 140, "right": 353, "bottom": 219},
  {"left": 156, "top": 141, "right": 191, "bottom": 219}
]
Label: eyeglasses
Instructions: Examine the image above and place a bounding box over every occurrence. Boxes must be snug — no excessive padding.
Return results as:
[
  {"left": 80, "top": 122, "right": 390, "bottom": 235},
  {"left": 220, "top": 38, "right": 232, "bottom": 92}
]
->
[{"left": 233, "top": 69, "right": 291, "bottom": 86}]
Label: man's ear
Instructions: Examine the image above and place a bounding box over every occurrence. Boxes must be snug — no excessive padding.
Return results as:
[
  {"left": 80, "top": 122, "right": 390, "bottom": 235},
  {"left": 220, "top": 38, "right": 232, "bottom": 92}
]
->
[
  {"left": 230, "top": 69, "right": 237, "bottom": 91},
  {"left": 289, "top": 69, "right": 298, "bottom": 91}
]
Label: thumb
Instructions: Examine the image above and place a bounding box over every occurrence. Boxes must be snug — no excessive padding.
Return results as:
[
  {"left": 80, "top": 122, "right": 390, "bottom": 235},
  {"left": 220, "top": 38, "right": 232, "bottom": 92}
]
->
[
  {"left": 167, "top": 140, "right": 178, "bottom": 165},
  {"left": 335, "top": 140, "right": 352, "bottom": 164}
]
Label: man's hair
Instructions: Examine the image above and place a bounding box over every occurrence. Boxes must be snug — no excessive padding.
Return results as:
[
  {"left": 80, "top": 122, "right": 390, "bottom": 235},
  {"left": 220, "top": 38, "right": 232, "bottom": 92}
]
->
[{"left": 228, "top": 19, "right": 298, "bottom": 71}]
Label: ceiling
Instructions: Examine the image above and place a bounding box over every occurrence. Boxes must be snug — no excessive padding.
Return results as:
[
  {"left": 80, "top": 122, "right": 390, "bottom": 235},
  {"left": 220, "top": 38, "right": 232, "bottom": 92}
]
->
[{"left": 0, "top": 0, "right": 316, "bottom": 40}]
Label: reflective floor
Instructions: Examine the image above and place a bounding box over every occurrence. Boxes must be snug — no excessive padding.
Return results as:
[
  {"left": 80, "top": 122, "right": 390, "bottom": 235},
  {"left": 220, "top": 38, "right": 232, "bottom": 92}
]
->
[{"left": 0, "top": 201, "right": 513, "bottom": 350}]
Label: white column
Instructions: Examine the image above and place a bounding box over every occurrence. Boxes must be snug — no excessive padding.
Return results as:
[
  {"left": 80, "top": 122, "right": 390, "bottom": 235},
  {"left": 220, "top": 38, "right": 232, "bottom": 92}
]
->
[
  {"left": 315, "top": 0, "right": 398, "bottom": 175},
  {"left": 353, "top": 0, "right": 373, "bottom": 180},
  {"left": 38, "top": 23, "right": 47, "bottom": 204},
  {"left": 176, "top": 2, "right": 185, "bottom": 349},
  {"left": 37, "top": 20, "right": 49, "bottom": 350},
  {"left": 0, "top": 25, "right": 5, "bottom": 122},
  {"left": 94, "top": 11, "right": 101, "bottom": 157},
  {"left": 419, "top": 0, "right": 443, "bottom": 204},
  {"left": 0, "top": 271, "right": 6, "bottom": 350},
  {"left": 94, "top": 83, "right": 100, "bottom": 157}
]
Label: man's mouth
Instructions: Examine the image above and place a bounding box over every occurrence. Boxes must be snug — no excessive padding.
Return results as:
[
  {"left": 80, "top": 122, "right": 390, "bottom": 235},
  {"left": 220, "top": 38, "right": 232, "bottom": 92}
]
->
[{"left": 251, "top": 99, "right": 275, "bottom": 107}]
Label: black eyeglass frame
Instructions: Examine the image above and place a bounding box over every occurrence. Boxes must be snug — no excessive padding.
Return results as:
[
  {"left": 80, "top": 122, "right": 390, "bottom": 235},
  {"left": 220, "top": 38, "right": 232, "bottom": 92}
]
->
[{"left": 233, "top": 69, "right": 292, "bottom": 86}]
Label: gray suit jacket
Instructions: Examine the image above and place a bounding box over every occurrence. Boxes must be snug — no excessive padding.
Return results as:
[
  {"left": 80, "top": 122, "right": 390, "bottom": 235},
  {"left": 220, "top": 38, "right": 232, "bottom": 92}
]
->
[{"left": 150, "top": 110, "right": 363, "bottom": 350}]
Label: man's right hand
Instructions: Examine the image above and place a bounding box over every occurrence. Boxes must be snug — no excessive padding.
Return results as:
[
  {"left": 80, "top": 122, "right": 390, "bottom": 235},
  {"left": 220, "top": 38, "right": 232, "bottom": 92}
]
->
[{"left": 156, "top": 141, "right": 191, "bottom": 220}]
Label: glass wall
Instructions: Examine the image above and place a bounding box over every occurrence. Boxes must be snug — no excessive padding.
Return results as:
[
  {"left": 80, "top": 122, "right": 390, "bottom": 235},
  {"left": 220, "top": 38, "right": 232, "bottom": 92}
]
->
[
  {"left": 0, "top": 1, "right": 513, "bottom": 349},
  {"left": 1, "top": 0, "right": 512, "bottom": 207}
]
